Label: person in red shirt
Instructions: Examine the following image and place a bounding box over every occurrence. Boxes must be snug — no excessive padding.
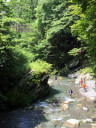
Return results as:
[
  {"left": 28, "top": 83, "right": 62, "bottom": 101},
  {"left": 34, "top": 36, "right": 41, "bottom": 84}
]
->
[{"left": 80, "top": 78, "right": 83, "bottom": 87}]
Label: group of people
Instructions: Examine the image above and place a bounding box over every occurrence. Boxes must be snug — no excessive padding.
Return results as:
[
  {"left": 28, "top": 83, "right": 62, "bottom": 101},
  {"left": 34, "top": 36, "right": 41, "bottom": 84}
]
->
[
  {"left": 69, "top": 78, "right": 86, "bottom": 98},
  {"left": 80, "top": 78, "right": 86, "bottom": 91},
  {"left": 54, "top": 76, "right": 87, "bottom": 98}
]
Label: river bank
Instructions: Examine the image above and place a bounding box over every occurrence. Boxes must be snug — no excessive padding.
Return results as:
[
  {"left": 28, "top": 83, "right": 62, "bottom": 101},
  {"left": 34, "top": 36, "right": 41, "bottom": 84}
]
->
[
  {"left": 0, "top": 75, "right": 96, "bottom": 128},
  {"left": 68, "top": 72, "right": 96, "bottom": 101},
  {"left": 46, "top": 76, "right": 96, "bottom": 128}
]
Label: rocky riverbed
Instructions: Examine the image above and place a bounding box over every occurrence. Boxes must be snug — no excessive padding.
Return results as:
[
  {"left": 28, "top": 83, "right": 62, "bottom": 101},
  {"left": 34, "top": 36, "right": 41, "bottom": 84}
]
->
[
  {"left": 68, "top": 72, "right": 96, "bottom": 101},
  {"left": 0, "top": 75, "right": 96, "bottom": 128}
]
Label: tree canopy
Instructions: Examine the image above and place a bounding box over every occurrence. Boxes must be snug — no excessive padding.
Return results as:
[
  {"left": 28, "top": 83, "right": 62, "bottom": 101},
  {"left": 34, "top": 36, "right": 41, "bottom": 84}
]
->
[{"left": 0, "top": 0, "right": 96, "bottom": 109}]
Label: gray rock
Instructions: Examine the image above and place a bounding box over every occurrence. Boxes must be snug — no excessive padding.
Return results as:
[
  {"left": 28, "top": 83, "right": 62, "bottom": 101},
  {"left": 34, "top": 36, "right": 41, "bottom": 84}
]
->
[
  {"left": 65, "top": 119, "right": 80, "bottom": 127},
  {"left": 68, "top": 73, "right": 77, "bottom": 79},
  {"left": 82, "top": 107, "right": 88, "bottom": 111},
  {"left": 82, "top": 118, "right": 93, "bottom": 123},
  {"left": 69, "top": 60, "right": 79, "bottom": 69},
  {"left": 26, "top": 106, "right": 34, "bottom": 110}
]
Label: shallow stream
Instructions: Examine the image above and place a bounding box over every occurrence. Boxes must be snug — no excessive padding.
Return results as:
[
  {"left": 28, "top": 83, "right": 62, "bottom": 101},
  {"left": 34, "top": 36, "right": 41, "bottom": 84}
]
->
[{"left": 0, "top": 75, "right": 96, "bottom": 128}]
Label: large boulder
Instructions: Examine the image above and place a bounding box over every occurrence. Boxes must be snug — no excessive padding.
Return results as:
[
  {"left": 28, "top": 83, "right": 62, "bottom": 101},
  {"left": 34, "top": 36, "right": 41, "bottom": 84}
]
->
[
  {"left": 82, "top": 118, "right": 93, "bottom": 123},
  {"left": 82, "top": 107, "right": 88, "bottom": 111},
  {"left": 6, "top": 72, "right": 50, "bottom": 109},
  {"left": 68, "top": 73, "right": 77, "bottom": 79},
  {"left": 65, "top": 119, "right": 80, "bottom": 127},
  {"left": 61, "top": 103, "right": 69, "bottom": 110}
]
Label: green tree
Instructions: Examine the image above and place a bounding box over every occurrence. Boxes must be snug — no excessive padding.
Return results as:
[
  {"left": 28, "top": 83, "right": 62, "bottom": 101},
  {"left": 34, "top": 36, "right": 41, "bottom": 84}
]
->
[
  {"left": 35, "top": 0, "right": 80, "bottom": 67},
  {"left": 0, "top": 0, "right": 51, "bottom": 110},
  {"left": 71, "top": 0, "right": 96, "bottom": 73},
  {"left": 0, "top": 0, "right": 14, "bottom": 76}
]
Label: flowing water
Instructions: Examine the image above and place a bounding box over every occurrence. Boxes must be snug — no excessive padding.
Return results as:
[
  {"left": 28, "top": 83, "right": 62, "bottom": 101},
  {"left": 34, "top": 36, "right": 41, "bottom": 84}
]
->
[{"left": 0, "top": 75, "right": 96, "bottom": 128}]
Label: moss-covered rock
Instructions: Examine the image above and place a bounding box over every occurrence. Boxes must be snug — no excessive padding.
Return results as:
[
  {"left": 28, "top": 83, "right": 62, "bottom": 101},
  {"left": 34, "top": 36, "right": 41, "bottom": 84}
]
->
[{"left": 0, "top": 60, "right": 51, "bottom": 111}]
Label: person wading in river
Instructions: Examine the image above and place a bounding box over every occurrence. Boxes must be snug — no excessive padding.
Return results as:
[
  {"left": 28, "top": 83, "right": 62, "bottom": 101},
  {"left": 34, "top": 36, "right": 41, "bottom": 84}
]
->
[
  {"left": 69, "top": 89, "right": 73, "bottom": 98},
  {"left": 82, "top": 83, "right": 86, "bottom": 91},
  {"left": 80, "top": 78, "right": 83, "bottom": 87},
  {"left": 55, "top": 76, "right": 57, "bottom": 81}
]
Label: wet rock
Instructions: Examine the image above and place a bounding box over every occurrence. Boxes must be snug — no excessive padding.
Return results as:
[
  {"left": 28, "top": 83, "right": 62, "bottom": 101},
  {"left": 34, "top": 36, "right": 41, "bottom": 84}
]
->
[
  {"left": 52, "top": 117, "right": 63, "bottom": 121},
  {"left": 62, "top": 99, "right": 75, "bottom": 104},
  {"left": 61, "top": 103, "right": 69, "bottom": 110},
  {"left": 68, "top": 74, "right": 77, "bottom": 79},
  {"left": 44, "top": 110, "right": 53, "bottom": 114},
  {"left": 75, "top": 78, "right": 80, "bottom": 84},
  {"left": 18, "top": 73, "right": 50, "bottom": 107},
  {"left": 48, "top": 80, "right": 53, "bottom": 84},
  {"left": 63, "top": 101, "right": 71, "bottom": 104},
  {"left": 82, "top": 107, "right": 88, "bottom": 111},
  {"left": 82, "top": 118, "right": 93, "bottom": 123},
  {"left": 39, "top": 101, "right": 49, "bottom": 108},
  {"left": 69, "top": 60, "right": 79, "bottom": 69},
  {"left": 65, "top": 119, "right": 80, "bottom": 127},
  {"left": 26, "top": 106, "right": 34, "bottom": 110}
]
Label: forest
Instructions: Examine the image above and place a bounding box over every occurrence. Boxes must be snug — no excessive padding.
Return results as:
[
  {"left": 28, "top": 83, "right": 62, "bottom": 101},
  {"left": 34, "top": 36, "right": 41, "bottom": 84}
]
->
[{"left": 0, "top": 0, "right": 96, "bottom": 110}]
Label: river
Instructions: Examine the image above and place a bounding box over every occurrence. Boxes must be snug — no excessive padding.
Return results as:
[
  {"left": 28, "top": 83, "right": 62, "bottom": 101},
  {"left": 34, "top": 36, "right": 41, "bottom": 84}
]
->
[{"left": 0, "top": 75, "right": 96, "bottom": 128}]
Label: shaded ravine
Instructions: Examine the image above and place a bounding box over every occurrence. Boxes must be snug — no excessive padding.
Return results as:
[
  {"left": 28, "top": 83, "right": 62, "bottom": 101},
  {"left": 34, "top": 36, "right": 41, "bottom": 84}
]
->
[{"left": 0, "top": 75, "right": 96, "bottom": 128}]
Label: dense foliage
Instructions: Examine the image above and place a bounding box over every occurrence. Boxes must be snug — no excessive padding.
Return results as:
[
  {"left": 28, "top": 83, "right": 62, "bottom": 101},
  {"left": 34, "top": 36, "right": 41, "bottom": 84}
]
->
[
  {"left": 0, "top": 0, "right": 51, "bottom": 110},
  {"left": 0, "top": 0, "right": 96, "bottom": 110},
  {"left": 71, "top": 0, "right": 96, "bottom": 74},
  {"left": 35, "top": 0, "right": 81, "bottom": 67}
]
